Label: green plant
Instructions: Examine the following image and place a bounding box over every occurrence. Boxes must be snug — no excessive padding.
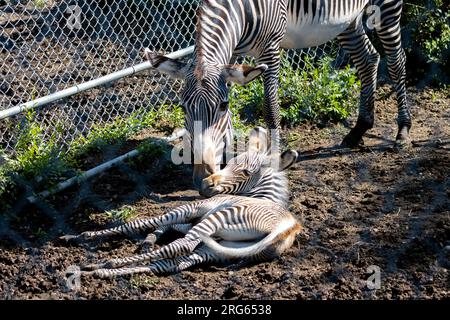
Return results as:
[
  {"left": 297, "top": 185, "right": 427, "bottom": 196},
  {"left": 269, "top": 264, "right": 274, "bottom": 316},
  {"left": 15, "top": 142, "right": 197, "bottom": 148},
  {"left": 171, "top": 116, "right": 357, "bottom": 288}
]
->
[
  {"left": 148, "top": 104, "right": 185, "bottom": 131},
  {"left": 0, "top": 104, "right": 184, "bottom": 212},
  {"left": 104, "top": 206, "right": 138, "bottom": 222},
  {"left": 402, "top": 1, "right": 450, "bottom": 85},
  {"left": 128, "top": 138, "right": 168, "bottom": 168},
  {"left": 69, "top": 105, "right": 183, "bottom": 163},
  {"left": 229, "top": 75, "right": 264, "bottom": 124},
  {"left": 0, "top": 150, "right": 19, "bottom": 211},
  {"left": 33, "top": 227, "right": 47, "bottom": 239},
  {"left": 404, "top": 1, "right": 450, "bottom": 64},
  {"left": 33, "top": 0, "right": 46, "bottom": 9},
  {"left": 70, "top": 111, "right": 143, "bottom": 159},
  {"left": 130, "top": 274, "right": 160, "bottom": 288},
  {"left": 229, "top": 53, "right": 360, "bottom": 128},
  {"left": 281, "top": 56, "right": 360, "bottom": 126},
  {"left": 136, "top": 139, "right": 166, "bottom": 158},
  {"left": 15, "top": 110, "right": 71, "bottom": 188},
  {"left": 0, "top": 111, "right": 74, "bottom": 211}
]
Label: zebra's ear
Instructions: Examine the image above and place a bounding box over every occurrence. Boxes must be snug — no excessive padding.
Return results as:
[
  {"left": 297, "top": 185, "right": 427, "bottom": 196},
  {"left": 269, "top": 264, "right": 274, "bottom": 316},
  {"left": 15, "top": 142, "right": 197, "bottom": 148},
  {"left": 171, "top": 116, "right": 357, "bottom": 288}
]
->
[
  {"left": 277, "top": 150, "right": 298, "bottom": 171},
  {"left": 265, "top": 150, "right": 297, "bottom": 171},
  {"left": 248, "top": 126, "right": 268, "bottom": 153},
  {"left": 144, "top": 48, "right": 189, "bottom": 79},
  {"left": 222, "top": 64, "right": 268, "bottom": 85}
]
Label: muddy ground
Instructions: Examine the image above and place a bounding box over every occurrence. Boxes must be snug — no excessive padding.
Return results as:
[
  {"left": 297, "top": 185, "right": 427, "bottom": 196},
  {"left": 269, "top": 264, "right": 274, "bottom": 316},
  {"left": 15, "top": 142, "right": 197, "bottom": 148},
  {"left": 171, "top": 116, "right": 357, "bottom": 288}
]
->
[{"left": 0, "top": 85, "right": 449, "bottom": 299}]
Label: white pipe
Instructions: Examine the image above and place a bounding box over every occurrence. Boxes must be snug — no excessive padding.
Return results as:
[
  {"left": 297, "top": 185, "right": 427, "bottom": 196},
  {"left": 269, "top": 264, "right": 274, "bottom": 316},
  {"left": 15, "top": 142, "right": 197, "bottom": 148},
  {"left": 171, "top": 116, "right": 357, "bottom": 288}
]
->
[
  {"left": 26, "top": 129, "right": 186, "bottom": 203},
  {"left": 0, "top": 46, "right": 195, "bottom": 120}
]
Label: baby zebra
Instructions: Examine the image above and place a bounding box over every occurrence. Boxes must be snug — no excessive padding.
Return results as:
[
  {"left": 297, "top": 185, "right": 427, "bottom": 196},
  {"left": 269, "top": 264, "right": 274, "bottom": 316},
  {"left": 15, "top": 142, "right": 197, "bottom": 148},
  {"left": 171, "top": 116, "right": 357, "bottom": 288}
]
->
[{"left": 62, "top": 127, "right": 301, "bottom": 278}]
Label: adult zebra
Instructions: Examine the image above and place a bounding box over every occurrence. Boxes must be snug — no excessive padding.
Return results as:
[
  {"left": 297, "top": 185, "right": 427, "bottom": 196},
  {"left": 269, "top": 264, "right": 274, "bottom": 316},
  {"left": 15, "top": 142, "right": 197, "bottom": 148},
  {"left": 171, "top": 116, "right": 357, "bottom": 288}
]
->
[{"left": 145, "top": 0, "right": 409, "bottom": 192}]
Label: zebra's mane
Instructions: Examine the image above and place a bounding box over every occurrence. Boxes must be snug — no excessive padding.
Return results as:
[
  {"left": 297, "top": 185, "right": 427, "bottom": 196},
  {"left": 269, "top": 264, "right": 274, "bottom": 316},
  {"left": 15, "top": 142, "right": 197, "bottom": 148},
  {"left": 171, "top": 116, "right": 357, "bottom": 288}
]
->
[{"left": 241, "top": 161, "right": 290, "bottom": 208}]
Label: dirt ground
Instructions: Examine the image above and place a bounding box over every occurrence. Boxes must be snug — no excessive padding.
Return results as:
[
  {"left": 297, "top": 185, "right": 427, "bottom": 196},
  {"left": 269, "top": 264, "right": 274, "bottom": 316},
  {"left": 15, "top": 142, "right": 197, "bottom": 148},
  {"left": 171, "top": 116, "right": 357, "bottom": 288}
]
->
[{"left": 0, "top": 85, "right": 449, "bottom": 299}]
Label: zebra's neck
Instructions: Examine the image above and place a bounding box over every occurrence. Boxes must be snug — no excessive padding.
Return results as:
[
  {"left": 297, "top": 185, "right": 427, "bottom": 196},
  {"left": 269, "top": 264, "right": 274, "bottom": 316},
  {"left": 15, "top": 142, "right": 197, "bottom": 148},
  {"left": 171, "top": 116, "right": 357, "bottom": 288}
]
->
[
  {"left": 194, "top": 1, "right": 244, "bottom": 67},
  {"left": 242, "top": 169, "right": 290, "bottom": 208}
]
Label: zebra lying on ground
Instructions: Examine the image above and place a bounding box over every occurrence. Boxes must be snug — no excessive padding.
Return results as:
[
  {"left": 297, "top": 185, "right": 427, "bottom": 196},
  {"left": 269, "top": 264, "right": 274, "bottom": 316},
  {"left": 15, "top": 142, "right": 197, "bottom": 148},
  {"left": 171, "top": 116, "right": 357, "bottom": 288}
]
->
[{"left": 61, "top": 127, "right": 301, "bottom": 278}]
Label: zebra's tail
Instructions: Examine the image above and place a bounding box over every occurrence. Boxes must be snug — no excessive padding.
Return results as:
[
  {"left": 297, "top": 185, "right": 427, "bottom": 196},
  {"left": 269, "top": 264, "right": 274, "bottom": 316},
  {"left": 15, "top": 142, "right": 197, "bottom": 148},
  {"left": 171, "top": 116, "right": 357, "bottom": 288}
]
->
[{"left": 198, "top": 219, "right": 301, "bottom": 259}]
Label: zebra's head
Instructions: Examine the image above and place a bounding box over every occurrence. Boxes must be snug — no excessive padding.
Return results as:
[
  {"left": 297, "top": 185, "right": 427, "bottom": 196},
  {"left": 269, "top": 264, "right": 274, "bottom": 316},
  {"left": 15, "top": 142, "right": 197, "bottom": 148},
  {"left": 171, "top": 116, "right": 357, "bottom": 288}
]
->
[
  {"left": 200, "top": 127, "right": 298, "bottom": 207},
  {"left": 145, "top": 49, "right": 267, "bottom": 189}
]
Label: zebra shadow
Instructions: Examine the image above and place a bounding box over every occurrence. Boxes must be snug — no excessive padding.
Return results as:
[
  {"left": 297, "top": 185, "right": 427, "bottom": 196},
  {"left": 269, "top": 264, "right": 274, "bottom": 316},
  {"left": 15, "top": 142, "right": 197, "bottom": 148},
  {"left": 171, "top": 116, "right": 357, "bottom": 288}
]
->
[
  {"left": 296, "top": 141, "right": 393, "bottom": 162},
  {"left": 295, "top": 132, "right": 449, "bottom": 163}
]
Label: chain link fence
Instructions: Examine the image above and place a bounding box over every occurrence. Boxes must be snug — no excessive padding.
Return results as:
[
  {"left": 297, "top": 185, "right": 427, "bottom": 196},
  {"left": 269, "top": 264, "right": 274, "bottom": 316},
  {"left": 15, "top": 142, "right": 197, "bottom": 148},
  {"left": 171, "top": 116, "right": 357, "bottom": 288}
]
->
[
  {"left": 0, "top": 0, "right": 341, "bottom": 155},
  {"left": 0, "top": 1, "right": 449, "bottom": 300}
]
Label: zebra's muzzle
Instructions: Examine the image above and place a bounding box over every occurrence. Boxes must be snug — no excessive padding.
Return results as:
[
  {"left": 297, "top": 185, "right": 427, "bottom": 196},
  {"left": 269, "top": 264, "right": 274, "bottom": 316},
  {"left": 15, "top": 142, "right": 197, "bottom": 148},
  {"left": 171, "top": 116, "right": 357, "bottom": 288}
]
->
[{"left": 199, "top": 174, "right": 223, "bottom": 197}]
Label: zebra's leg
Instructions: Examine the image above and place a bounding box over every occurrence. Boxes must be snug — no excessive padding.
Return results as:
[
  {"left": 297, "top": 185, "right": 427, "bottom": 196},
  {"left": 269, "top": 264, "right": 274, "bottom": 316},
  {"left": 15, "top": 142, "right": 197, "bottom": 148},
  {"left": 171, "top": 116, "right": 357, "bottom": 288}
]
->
[
  {"left": 82, "top": 266, "right": 154, "bottom": 278},
  {"left": 141, "top": 223, "right": 192, "bottom": 252},
  {"left": 82, "top": 251, "right": 214, "bottom": 278},
  {"left": 83, "top": 235, "right": 203, "bottom": 270},
  {"left": 257, "top": 47, "right": 282, "bottom": 149},
  {"left": 84, "top": 217, "right": 219, "bottom": 270},
  {"left": 171, "top": 223, "right": 193, "bottom": 234},
  {"left": 60, "top": 202, "right": 200, "bottom": 243},
  {"left": 60, "top": 219, "right": 156, "bottom": 243},
  {"left": 376, "top": 1, "right": 410, "bottom": 147},
  {"left": 338, "top": 19, "right": 380, "bottom": 147},
  {"left": 140, "top": 225, "right": 171, "bottom": 252}
]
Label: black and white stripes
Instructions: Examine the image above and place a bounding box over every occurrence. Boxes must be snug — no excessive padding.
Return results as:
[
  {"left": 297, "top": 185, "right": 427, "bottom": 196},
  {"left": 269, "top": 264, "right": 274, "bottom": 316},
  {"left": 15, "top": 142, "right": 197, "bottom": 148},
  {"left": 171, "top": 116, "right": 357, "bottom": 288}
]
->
[
  {"left": 146, "top": 0, "right": 410, "bottom": 189},
  {"left": 62, "top": 127, "right": 301, "bottom": 278}
]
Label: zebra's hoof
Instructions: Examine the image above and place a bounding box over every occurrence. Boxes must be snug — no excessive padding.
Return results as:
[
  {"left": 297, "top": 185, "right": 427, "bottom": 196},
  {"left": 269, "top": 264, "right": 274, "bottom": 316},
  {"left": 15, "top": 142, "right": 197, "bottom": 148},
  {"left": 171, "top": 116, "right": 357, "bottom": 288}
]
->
[
  {"left": 341, "top": 134, "right": 364, "bottom": 148},
  {"left": 141, "top": 233, "right": 158, "bottom": 253},
  {"left": 81, "top": 263, "right": 105, "bottom": 271},
  {"left": 394, "top": 138, "right": 411, "bottom": 151},
  {"left": 394, "top": 128, "right": 411, "bottom": 150},
  {"left": 59, "top": 234, "right": 81, "bottom": 243},
  {"left": 140, "top": 242, "right": 155, "bottom": 253}
]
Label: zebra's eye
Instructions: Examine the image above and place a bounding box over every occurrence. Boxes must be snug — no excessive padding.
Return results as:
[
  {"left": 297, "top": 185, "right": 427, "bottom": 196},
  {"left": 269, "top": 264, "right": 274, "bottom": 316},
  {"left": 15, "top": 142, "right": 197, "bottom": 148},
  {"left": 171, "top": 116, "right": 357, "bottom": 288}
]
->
[
  {"left": 242, "top": 169, "right": 251, "bottom": 176},
  {"left": 219, "top": 101, "right": 229, "bottom": 112}
]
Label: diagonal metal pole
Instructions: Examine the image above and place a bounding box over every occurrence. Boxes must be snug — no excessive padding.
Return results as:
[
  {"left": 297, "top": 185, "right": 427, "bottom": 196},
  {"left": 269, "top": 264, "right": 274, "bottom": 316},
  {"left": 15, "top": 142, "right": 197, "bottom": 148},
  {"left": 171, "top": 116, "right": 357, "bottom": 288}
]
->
[
  {"left": 26, "top": 128, "right": 186, "bottom": 203},
  {"left": 0, "top": 46, "right": 194, "bottom": 120}
]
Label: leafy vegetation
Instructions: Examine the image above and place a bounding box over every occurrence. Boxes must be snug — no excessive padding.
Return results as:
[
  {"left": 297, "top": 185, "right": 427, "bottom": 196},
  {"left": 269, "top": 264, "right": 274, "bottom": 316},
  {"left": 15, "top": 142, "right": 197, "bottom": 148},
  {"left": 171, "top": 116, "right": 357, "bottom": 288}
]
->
[
  {"left": 69, "top": 105, "right": 184, "bottom": 161},
  {"left": 15, "top": 111, "right": 72, "bottom": 188},
  {"left": 104, "top": 206, "right": 139, "bottom": 222},
  {"left": 402, "top": 0, "right": 450, "bottom": 85},
  {"left": 0, "top": 105, "right": 184, "bottom": 212},
  {"left": 33, "top": 0, "right": 47, "bottom": 9},
  {"left": 0, "top": 150, "right": 18, "bottom": 210},
  {"left": 130, "top": 274, "right": 160, "bottom": 288},
  {"left": 229, "top": 53, "right": 360, "bottom": 128}
]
